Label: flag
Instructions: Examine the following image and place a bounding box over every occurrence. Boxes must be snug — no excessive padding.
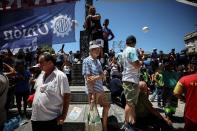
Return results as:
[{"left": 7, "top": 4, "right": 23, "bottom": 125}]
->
[
  {"left": 0, "top": 0, "right": 78, "bottom": 10},
  {"left": 0, "top": 1, "right": 76, "bottom": 50}
]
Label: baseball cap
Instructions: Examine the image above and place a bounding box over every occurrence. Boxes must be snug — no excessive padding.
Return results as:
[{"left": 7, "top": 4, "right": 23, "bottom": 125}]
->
[
  {"left": 32, "top": 64, "right": 40, "bottom": 68},
  {"left": 89, "top": 40, "right": 100, "bottom": 50}
]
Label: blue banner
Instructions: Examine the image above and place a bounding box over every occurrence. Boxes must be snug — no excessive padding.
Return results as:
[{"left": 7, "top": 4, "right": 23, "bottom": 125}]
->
[{"left": 0, "top": 2, "right": 76, "bottom": 50}]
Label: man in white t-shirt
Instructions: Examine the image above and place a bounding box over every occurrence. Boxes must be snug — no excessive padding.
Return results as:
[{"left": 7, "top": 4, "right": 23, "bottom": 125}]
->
[
  {"left": 31, "top": 52, "right": 70, "bottom": 131},
  {"left": 121, "top": 35, "right": 143, "bottom": 131}
]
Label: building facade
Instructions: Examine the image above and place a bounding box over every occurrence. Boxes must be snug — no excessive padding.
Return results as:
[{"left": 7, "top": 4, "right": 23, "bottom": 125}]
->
[{"left": 184, "top": 30, "right": 197, "bottom": 64}]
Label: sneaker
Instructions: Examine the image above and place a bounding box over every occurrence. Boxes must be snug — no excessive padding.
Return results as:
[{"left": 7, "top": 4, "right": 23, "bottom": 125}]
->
[{"left": 121, "top": 123, "right": 135, "bottom": 131}]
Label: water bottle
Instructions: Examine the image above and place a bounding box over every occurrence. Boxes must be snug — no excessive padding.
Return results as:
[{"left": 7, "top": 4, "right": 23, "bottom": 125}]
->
[
  {"left": 3, "top": 120, "right": 11, "bottom": 131},
  {"left": 9, "top": 118, "right": 15, "bottom": 131},
  {"left": 3, "top": 116, "right": 21, "bottom": 131},
  {"left": 16, "top": 115, "right": 21, "bottom": 123},
  {"left": 12, "top": 117, "right": 19, "bottom": 129},
  {"left": 3, "top": 122, "right": 9, "bottom": 131},
  {"left": 12, "top": 115, "right": 21, "bottom": 129}
]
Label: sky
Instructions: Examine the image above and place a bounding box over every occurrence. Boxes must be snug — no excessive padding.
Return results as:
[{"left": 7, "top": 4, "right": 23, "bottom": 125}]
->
[{"left": 52, "top": 0, "right": 197, "bottom": 54}]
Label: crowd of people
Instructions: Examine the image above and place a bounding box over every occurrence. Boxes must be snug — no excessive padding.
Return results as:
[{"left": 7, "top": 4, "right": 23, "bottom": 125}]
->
[
  {"left": 0, "top": 5, "right": 197, "bottom": 131},
  {"left": 0, "top": 47, "right": 77, "bottom": 131},
  {"left": 82, "top": 35, "right": 196, "bottom": 131},
  {"left": 82, "top": 5, "right": 197, "bottom": 131}
]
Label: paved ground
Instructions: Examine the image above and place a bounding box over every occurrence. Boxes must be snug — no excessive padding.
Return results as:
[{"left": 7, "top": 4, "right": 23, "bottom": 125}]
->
[{"left": 12, "top": 95, "right": 185, "bottom": 131}]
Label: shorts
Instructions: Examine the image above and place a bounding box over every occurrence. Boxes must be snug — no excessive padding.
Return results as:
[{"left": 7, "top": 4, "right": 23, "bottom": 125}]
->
[
  {"left": 123, "top": 81, "right": 140, "bottom": 105},
  {"left": 88, "top": 92, "right": 110, "bottom": 108}
]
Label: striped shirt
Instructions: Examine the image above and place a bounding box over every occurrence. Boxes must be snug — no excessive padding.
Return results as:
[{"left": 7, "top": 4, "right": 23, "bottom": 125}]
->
[{"left": 82, "top": 56, "right": 104, "bottom": 93}]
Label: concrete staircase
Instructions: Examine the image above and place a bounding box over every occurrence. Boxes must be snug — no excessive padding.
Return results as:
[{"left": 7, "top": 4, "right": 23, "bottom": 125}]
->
[
  {"left": 63, "top": 86, "right": 124, "bottom": 131},
  {"left": 14, "top": 85, "right": 123, "bottom": 131},
  {"left": 70, "top": 64, "right": 85, "bottom": 86},
  {"left": 63, "top": 104, "right": 124, "bottom": 131},
  {"left": 14, "top": 91, "right": 185, "bottom": 131}
]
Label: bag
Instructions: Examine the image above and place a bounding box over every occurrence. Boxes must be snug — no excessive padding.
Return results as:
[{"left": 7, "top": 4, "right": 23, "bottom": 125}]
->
[
  {"left": 27, "top": 93, "right": 35, "bottom": 106},
  {"left": 85, "top": 102, "right": 102, "bottom": 131},
  {"left": 3, "top": 115, "right": 21, "bottom": 131}
]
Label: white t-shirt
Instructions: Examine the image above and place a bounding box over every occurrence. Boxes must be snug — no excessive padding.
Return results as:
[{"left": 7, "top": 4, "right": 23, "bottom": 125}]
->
[
  {"left": 31, "top": 68, "right": 70, "bottom": 121},
  {"left": 122, "top": 46, "right": 140, "bottom": 83}
]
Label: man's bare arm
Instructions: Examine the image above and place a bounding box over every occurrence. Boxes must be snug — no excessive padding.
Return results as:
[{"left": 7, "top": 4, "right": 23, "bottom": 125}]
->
[
  {"left": 3, "top": 63, "right": 16, "bottom": 77},
  {"left": 57, "top": 93, "right": 70, "bottom": 125},
  {"left": 131, "top": 60, "right": 143, "bottom": 69}
]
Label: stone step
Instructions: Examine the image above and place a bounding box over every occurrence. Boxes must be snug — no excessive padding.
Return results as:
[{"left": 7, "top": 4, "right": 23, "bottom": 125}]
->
[
  {"left": 69, "top": 79, "right": 85, "bottom": 86},
  {"left": 63, "top": 104, "right": 124, "bottom": 131},
  {"left": 14, "top": 96, "right": 185, "bottom": 131},
  {"left": 71, "top": 70, "right": 82, "bottom": 73},
  {"left": 69, "top": 83, "right": 85, "bottom": 86},
  {"left": 70, "top": 83, "right": 85, "bottom": 86},
  {"left": 70, "top": 86, "right": 111, "bottom": 104},
  {"left": 71, "top": 64, "right": 82, "bottom": 70},
  {"left": 71, "top": 71, "right": 83, "bottom": 75},
  {"left": 70, "top": 63, "right": 84, "bottom": 86},
  {"left": 71, "top": 72, "right": 82, "bottom": 74},
  {"left": 14, "top": 104, "right": 124, "bottom": 131},
  {"left": 72, "top": 69, "right": 82, "bottom": 72},
  {"left": 71, "top": 68, "right": 82, "bottom": 72},
  {"left": 70, "top": 79, "right": 84, "bottom": 82},
  {"left": 71, "top": 76, "right": 84, "bottom": 79}
]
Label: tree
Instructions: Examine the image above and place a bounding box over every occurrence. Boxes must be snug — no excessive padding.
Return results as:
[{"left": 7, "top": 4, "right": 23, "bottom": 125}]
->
[{"left": 40, "top": 44, "right": 55, "bottom": 54}]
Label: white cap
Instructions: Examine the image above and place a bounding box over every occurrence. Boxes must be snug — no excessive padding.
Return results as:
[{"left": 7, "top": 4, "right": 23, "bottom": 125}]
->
[
  {"left": 32, "top": 64, "right": 40, "bottom": 68},
  {"left": 89, "top": 40, "right": 100, "bottom": 50}
]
